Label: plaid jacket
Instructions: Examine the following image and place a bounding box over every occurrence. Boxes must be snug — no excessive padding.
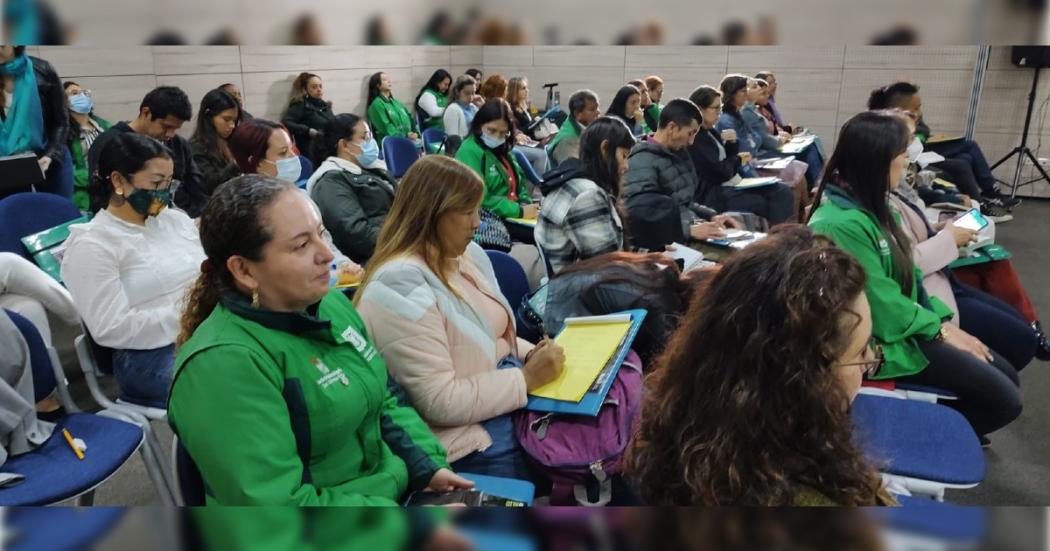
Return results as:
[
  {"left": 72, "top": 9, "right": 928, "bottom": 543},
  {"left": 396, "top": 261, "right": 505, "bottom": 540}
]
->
[{"left": 536, "top": 176, "right": 624, "bottom": 274}]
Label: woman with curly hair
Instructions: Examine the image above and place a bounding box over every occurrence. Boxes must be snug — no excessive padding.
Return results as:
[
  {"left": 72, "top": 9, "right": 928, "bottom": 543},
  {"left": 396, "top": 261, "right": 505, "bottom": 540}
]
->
[{"left": 626, "top": 225, "right": 894, "bottom": 506}]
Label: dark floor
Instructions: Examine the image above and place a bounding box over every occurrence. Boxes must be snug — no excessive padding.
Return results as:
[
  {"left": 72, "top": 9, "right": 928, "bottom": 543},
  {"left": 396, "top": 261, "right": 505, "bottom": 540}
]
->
[{"left": 63, "top": 200, "right": 1050, "bottom": 506}]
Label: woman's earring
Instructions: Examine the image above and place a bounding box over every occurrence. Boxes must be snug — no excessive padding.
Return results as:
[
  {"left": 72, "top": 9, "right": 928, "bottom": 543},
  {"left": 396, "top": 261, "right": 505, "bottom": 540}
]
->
[{"left": 251, "top": 289, "right": 260, "bottom": 309}]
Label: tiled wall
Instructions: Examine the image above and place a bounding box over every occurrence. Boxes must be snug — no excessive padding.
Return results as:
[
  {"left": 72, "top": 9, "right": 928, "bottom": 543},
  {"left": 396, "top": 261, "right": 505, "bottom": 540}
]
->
[{"left": 29, "top": 45, "right": 1050, "bottom": 197}]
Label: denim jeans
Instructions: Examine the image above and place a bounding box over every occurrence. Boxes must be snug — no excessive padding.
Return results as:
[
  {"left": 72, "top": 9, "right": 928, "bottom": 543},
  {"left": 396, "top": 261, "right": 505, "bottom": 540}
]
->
[
  {"left": 449, "top": 355, "right": 533, "bottom": 481},
  {"left": 111, "top": 344, "right": 176, "bottom": 408}
]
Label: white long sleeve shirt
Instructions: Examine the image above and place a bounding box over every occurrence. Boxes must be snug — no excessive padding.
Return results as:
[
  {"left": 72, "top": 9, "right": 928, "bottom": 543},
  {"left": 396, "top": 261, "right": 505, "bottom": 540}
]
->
[
  {"left": 61, "top": 208, "right": 205, "bottom": 350},
  {"left": 417, "top": 90, "right": 445, "bottom": 118}
]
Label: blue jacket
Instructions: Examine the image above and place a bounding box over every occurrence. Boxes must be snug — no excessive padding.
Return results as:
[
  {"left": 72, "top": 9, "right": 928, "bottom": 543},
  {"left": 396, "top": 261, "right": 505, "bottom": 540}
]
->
[{"left": 715, "top": 111, "right": 759, "bottom": 157}]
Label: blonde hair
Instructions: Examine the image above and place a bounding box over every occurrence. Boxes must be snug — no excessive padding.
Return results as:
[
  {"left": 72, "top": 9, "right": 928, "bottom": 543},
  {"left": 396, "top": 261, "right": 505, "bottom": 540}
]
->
[
  {"left": 507, "top": 77, "right": 528, "bottom": 110},
  {"left": 355, "top": 156, "right": 485, "bottom": 304}
]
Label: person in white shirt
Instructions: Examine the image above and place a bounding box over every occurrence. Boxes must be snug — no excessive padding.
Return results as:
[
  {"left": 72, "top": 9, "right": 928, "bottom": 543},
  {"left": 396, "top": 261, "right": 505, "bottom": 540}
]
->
[
  {"left": 61, "top": 132, "right": 205, "bottom": 408},
  {"left": 442, "top": 76, "right": 481, "bottom": 141},
  {"left": 414, "top": 69, "right": 452, "bottom": 132}
]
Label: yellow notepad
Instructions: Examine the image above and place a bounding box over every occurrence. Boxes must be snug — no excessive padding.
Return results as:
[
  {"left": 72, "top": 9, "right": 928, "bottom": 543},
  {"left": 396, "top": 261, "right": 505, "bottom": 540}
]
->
[
  {"left": 529, "top": 318, "right": 633, "bottom": 402},
  {"left": 506, "top": 217, "right": 537, "bottom": 227}
]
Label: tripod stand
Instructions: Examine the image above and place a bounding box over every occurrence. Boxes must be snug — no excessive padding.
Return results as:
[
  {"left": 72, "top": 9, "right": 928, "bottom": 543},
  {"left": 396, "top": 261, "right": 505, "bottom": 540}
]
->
[{"left": 990, "top": 66, "right": 1050, "bottom": 199}]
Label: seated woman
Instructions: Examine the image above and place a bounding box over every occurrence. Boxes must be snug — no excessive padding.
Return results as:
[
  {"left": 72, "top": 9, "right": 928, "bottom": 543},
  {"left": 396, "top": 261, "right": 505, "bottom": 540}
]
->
[
  {"left": 506, "top": 77, "right": 550, "bottom": 180},
  {"left": 687, "top": 85, "right": 795, "bottom": 225},
  {"left": 627, "top": 79, "right": 655, "bottom": 134},
  {"left": 454, "top": 99, "right": 537, "bottom": 243},
  {"left": 605, "top": 85, "right": 646, "bottom": 137},
  {"left": 642, "top": 75, "right": 664, "bottom": 132},
  {"left": 414, "top": 69, "right": 452, "bottom": 133},
  {"left": 281, "top": 72, "right": 334, "bottom": 158},
  {"left": 306, "top": 114, "right": 395, "bottom": 265},
  {"left": 64, "top": 81, "right": 111, "bottom": 211},
  {"left": 536, "top": 116, "right": 634, "bottom": 273},
  {"left": 750, "top": 79, "right": 823, "bottom": 186},
  {"left": 808, "top": 111, "right": 1023, "bottom": 440},
  {"left": 355, "top": 156, "right": 565, "bottom": 479},
  {"left": 627, "top": 225, "right": 894, "bottom": 506},
  {"left": 169, "top": 174, "right": 472, "bottom": 505},
  {"left": 190, "top": 88, "right": 242, "bottom": 197},
  {"left": 61, "top": 132, "right": 204, "bottom": 408},
  {"left": 443, "top": 75, "right": 481, "bottom": 142},
  {"left": 478, "top": 74, "right": 508, "bottom": 102},
  {"left": 229, "top": 118, "right": 364, "bottom": 277},
  {"left": 366, "top": 72, "right": 420, "bottom": 146}
]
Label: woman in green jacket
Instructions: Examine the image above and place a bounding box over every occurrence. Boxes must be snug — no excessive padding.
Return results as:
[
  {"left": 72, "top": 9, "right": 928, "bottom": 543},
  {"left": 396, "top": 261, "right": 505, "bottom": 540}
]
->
[
  {"left": 455, "top": 99, "right": 536, "bottom": 243},
  {"left": 808, "top": 111, "right": 1022, "bottom": 438},
  {"left": 366, "top": 71, "right": 420, "bottom": 147},
  {"left": 64, "top": 81, "right": 111, "bottom": 211},
  {"left": 169, "top": 174, "right": 474, "bottom": 505},
  {"left": 414, "top": 69, "right": 451, "bottom": 133}
]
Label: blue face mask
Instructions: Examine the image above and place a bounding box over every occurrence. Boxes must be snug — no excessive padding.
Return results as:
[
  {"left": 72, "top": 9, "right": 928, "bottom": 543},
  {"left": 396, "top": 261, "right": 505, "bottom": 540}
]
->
[
  {"left": 480, "top": 133, "right": 506, "bottom": 150},
  {"left": 353, "top": 139, "right": 380, "bottom": 167},
  {"left": 69, "top": 93, "right": 93, "bottom": 114},
  {"left": 269, "top": 156, "right": 302, "bottom": 183}
]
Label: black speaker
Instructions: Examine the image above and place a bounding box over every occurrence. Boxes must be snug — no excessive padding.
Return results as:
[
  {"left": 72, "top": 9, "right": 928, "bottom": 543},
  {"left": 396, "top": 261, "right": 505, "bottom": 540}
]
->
[{"left": 1011, "top": 46, "right": 1050, "bottom": 69}]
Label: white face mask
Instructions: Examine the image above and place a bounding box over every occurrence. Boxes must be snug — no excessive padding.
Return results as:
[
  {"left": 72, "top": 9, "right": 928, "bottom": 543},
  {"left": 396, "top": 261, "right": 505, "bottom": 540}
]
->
[{"left": 906, "top": 137, "right": 923, "bottom": 163}]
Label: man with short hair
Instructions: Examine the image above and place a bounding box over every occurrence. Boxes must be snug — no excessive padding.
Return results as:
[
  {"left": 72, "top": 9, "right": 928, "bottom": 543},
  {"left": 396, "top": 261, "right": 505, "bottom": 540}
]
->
[
  {"left": 623, "top": 98, "right": 737, "bottom": 246},
  {"left": 547, "top": 89, "right": 600, "bottom": 168},
  {"left": 87, "top": 86, "right": 207, "bottom": 217}
]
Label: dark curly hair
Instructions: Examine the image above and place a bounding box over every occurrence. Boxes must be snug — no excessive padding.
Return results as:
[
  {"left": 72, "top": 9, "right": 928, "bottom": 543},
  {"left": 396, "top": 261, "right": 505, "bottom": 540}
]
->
[
  {"left": 626, "top": 224, "right": 891, "bottom": 506},
  {"left": 177, "top": 174, "right": 295, "bottom": 347}
]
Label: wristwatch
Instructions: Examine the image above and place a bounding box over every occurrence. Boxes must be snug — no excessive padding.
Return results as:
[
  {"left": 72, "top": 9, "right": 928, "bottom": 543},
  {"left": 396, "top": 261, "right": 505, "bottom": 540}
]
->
[{"left": 934, "top": 326, "right": 948, "bottom": 342}]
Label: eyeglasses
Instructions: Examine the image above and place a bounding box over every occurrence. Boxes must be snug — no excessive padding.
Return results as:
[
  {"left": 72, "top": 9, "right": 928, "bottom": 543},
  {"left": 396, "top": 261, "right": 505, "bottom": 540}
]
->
[{"left": 839, "top": 338, "right": 884, "bottom": 378}]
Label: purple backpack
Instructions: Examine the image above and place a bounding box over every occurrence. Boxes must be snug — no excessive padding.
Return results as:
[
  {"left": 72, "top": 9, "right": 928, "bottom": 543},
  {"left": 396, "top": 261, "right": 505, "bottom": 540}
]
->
[{"left": 514, "top": 350, "right": 644, "bottom": 506}]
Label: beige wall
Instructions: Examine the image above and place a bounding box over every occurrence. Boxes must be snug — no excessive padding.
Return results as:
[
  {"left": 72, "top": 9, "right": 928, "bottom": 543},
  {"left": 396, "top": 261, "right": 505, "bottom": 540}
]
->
[{"left": 29, "top": 45, "right": 1050, "bottom": 197}]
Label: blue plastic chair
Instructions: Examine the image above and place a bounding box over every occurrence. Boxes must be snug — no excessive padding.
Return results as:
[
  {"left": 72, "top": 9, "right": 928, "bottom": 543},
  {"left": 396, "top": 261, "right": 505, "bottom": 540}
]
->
[
  {"left": 7, "top": 508, "right": 126, "bottom": 551},
  {"left": 382, "top": 136, "right": 421, "bottom": 179},
  {"left": 0, "top": 310, "right": 173, "bottom": 505},
  {"left": 0, "top": 193, "right": 81, "bottom": 260},
  {"left": 422, "top": 128, "right": 448, "bottom": 155},
  {"left": 851, "top": 394, "right": 985, "bottom": 501},
  {"left": 485, "top": 250, "right": 537, "bottom": 342},
  {"left": 512, "top": 148, "right": 543, "bottom": 187},
  {"left": 295, "top": 155, "right": 314, "bottom": 189}
]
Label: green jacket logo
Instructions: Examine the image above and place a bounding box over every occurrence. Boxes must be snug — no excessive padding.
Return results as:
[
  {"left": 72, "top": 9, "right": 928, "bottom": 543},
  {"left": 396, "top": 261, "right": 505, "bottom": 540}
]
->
[
  {"left": 878, "top": 238, "right": 891, "bottom": 256},
  {"left": 311, "top": 357, "right": 349, "bottom": 388},
  {"left": 341, "top": 326, "right": 378, "bottom": 362}
]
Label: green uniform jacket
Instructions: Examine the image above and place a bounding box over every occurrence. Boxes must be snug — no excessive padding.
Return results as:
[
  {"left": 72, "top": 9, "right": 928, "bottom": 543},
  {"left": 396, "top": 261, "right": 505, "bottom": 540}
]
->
[
  {"left": 547, "top": 116, "right": 581, "bottom": 160},
  {"left": 418, "top": 88, "right": 448, "bottom": 131},
  {"left": 644, "top": 103, "right": 662, "bottom": 133},
  {"left": 455, "top": 135, "right": 530, "bottom": 218},
  {"left": 368, "top": 95, "right": 418, "bottom": 145},
  {"left": 69, "top": 114, "right": 112, "bottom": 211},
  {"left": 168, "top": 289, "right": 449, "bottom": 506},
  {"left": 809, "top": 185, "right": 953, "bottom": 379}
]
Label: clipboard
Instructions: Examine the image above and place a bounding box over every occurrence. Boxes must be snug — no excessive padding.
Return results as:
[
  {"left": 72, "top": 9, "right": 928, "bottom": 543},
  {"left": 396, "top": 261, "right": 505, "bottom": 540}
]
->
[
  {"left": 949, "top": 243, "right": 1012, "bottom": 269},
  {"left": 525, "top": 309, "right": 647, "bottom": 416},
  {"left": 20, "top": 215, "right": 91, "bottom": 283}
]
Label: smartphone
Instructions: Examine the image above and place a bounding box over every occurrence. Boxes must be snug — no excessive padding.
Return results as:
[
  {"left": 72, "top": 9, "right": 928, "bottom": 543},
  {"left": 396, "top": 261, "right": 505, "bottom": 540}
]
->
[
  {"left": 405, "top": 489, "right": 483, "bottom": 506},
  {"left": 953, "top": 208, "right": 989, "bottom": 232}
]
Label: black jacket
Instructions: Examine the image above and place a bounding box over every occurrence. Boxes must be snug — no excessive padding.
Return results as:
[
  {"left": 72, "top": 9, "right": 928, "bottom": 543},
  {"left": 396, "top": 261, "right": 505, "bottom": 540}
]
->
[
  {"left": 308, "top": 158, "right": 397, "bottom": 264},
  {"left": 87, "top": 122, "right": 208, "bottom": 217},
  {"left": 0, "top": 56, "right": 69, "bottom": 161},
  {"left": 282, "top": 96, "right": 334, "bottom": 157},
  {"left": 687, "top": 128, "right": 742, "bottom": 211},
  {"left": 190, "top": 139, "right": 240, "bottom": 196}
]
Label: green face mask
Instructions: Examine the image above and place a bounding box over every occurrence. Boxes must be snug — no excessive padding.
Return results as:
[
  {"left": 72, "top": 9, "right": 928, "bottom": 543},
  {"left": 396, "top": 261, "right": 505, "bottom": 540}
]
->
[{"left": 125, "top": 188, "right": 172, "bottom": 217}]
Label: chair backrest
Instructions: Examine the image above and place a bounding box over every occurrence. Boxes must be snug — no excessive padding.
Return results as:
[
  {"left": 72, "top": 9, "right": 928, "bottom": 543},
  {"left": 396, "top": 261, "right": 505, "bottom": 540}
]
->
[
  {"left": 382, "top": 136, "right": 421, "bottom": 179},
  {"left": 422, "top": 128, "right": 448, "bottom": 155},
  {"left": 296, "top": 155, "right": 315, "bottom": 189},
  {"left": 0, "top": 193, "right": 82, "bottom": 260},
  {"left": 4, "top": 309, "right": 57, "bottom": 403},
  {"left": 485, "top": 250, "right": 530, "bottom": 314},
  {"left": 512, "top": 148, "right": 543, "bottom": 186},
  {"left": 173, "top": 436, "right": 207, "bottom": 506}
]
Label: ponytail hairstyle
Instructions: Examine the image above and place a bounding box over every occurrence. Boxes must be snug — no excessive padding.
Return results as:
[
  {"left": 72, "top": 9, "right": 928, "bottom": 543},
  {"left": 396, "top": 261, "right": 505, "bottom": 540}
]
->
[
  {"left": 867, "top": 81, "right": 919, "bottom": 110},
  {"left": 289, "top": 72, "right": 321, "bottom": 104},
  {"left": 719, "top": 74, "right": 749, "bottom": 119},
  {"left": 88, "top": 132, "right": 172, "bottom": 213},
  {"left": 177, "top": 175, "right": 295, "bottom": 347},
  {"left": 311, "top": 113, "right": 363, "bottom": 166}
]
